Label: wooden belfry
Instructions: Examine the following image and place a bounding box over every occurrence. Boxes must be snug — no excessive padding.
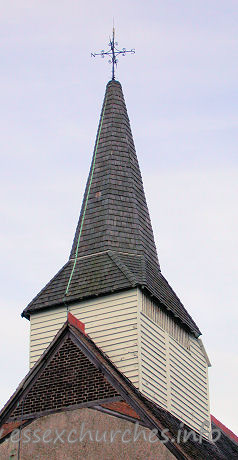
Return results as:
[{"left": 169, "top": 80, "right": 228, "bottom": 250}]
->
[{"left": 0, "top": 32, "right": 237, "bottom": 460}]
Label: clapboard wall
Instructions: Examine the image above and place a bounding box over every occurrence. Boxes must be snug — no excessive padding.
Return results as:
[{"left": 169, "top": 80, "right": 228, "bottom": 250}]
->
[
  {"left": 169, "top": 334, "right": 210, "bottom": 434},
  {"left": 30, "top": 287, "right": 211, "bottom": 436},
  {"left": 30, "top": 289, "right": 139, "bottom": 387},
  {"left": 139, "top": 292, "right": 211, "bottom": 436},
  {"left": 140, "top": 312, "right": 168, "bottom": 408}
]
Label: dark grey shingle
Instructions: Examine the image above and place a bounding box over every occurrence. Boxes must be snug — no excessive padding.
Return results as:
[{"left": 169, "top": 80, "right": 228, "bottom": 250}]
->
[{"left": 22, "top": 80, "right": 201, "bottom": 336}]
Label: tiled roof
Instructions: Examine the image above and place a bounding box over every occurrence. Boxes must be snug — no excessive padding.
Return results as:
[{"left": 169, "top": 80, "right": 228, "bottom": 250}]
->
[{"left": 22, "top": 80, "right": 200, "bottom": 336}]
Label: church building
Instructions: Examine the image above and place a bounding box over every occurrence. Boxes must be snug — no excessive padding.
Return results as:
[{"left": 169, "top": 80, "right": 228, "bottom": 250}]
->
[
  {"left": 0, "top": 42, "right": 237, "bottom": 459},
  {"left": 23, "top": 79, "right": 211, "bottom": 436}
]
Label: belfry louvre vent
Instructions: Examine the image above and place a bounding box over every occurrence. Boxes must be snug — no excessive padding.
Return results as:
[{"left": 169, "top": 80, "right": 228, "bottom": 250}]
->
[{"left": 141, "top": 294, "right": 190, "bottom": 350}]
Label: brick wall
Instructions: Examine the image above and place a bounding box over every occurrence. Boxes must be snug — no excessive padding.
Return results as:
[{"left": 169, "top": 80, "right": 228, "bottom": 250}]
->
[{"left": 12, "top": 338, "right": 118, "bottom": 419}]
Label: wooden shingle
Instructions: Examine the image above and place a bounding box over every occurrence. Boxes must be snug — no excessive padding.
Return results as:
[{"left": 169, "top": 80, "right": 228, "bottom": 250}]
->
[{"left": 22, "top": 80, "right": 201, "bottom": 336}]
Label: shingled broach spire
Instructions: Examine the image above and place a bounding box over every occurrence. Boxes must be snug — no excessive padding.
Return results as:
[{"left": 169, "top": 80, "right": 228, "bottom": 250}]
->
[
  {"left": 22, "top": 68, "right": 200, "bottom": 337},
  {"left": 2, "top": 33, "right": 237, "bottom": 460}
]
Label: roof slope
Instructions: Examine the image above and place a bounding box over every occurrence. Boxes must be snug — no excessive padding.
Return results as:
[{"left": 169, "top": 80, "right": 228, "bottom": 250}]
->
[{"left": 22, "top": 80, "right": 200, "bottom": 336}]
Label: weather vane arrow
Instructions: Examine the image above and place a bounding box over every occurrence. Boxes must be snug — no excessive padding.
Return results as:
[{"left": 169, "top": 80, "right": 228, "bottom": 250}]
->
[{"left": 91, "top": 27, "right": 135, "bottom": 80}]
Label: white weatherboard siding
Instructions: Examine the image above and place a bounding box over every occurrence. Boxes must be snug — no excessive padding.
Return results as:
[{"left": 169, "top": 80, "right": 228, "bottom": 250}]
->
[
  {"left": 140, "top": 313, "right": 168, "bottom": 408},
  {"left": 139, "top": 292, "right": 211, "bottom": 436},
  {"left": 30, "top": 306, "right": 67, "bottom": 365},
  {"left": 169, "top": 335, "right": 210, "bottom": 434},
  {"left": 30, "top": 289, "right": 139, "bottom": 387},
  {"left": 30, "top": 287, "right": 211, "bottom": 436}
]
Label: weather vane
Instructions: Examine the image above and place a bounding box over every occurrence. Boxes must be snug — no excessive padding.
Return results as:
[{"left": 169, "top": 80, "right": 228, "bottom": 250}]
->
[{"left": 91, "top": 27, "right": 135, "bottom": 80}]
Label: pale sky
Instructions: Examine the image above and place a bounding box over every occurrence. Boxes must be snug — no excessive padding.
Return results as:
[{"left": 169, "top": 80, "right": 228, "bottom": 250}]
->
[{"left": 1, "top": 0, "right": 238, "bottom": 435}]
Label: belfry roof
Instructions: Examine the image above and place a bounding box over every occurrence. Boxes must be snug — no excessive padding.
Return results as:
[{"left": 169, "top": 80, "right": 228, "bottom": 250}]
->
[{"left": 22, "top": 80, "right": 200, "bottom": 336}]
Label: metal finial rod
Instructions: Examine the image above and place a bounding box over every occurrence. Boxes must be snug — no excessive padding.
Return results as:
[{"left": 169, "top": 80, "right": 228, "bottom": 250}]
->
[
  {"left": 112, "top": 26, "right": 115, "bottom": 80},
  {"left": 91, "top": 27, "right": 135, "bottom": 80}
]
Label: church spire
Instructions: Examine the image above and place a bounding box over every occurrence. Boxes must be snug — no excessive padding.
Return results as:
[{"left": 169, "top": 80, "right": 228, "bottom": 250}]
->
[
  {"left": 22, "top": 79, "right": 200, "bottom": 338},
  {"left": 70, "top": 80, "right": 159, "bottom": 268}
]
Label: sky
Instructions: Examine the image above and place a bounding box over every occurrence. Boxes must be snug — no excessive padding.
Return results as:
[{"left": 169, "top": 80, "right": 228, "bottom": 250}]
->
[{"left": 0, "top": 0, "right": 238, "bottom": 435}]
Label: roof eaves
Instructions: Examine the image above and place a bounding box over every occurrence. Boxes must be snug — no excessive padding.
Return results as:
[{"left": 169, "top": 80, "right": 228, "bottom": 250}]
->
[
  {"left": 0, "top": 322, "right": 69, "bottom": 426},
  {"left": 21, "top": 261, "right": 71, "bottom": 320},
  {"left": 211, "top": 415, "right": 238, "bottom": 446}
]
